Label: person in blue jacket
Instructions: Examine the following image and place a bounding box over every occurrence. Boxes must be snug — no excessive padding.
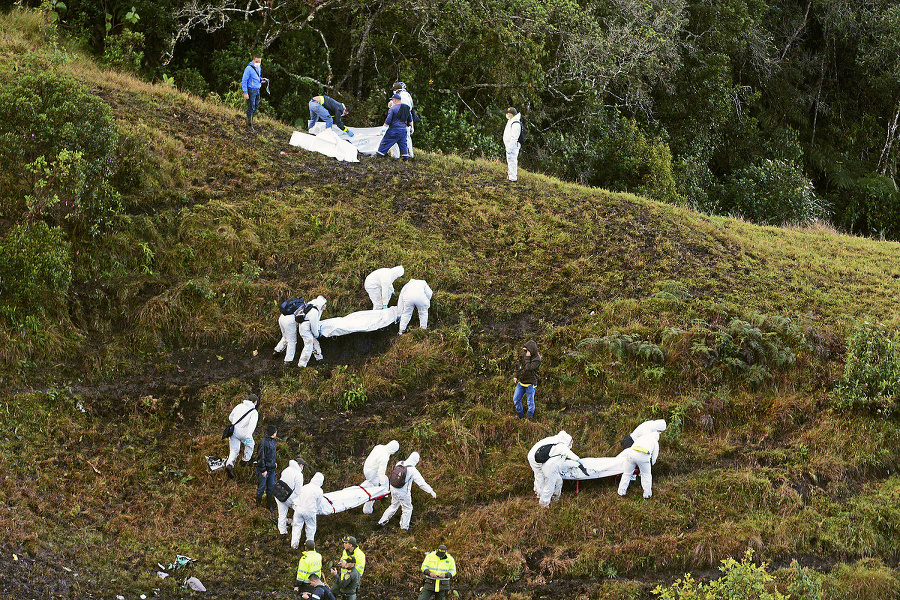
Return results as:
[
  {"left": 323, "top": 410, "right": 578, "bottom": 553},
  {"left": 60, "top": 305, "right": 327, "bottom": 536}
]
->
[
  {"left": 241, "top": 55, "right": 266, "bottom": 130},
  {"left": 375, "top": 94, "right": 412, "bottom": 159},
  {"left": 308, "top": 95, "right": 354, "bottom": 136}
]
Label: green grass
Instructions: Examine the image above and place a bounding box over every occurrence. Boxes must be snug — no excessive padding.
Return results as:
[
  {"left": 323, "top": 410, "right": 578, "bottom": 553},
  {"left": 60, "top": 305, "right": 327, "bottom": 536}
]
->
[{"left": 3, "top": 7, "right": 900, "bottom": 599}]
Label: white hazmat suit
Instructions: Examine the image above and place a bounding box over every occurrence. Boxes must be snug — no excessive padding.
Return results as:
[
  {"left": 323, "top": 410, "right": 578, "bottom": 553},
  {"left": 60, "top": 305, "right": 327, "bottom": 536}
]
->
[
  {"left": 298, "top": 296, "right": 327, "bottom": 367},
  {"left": 618, "top": 420, "right": 667, "bottom": 498},
  {"left": 364, "top": 266, "right": 404, "bottom": 309},
  {"left": 527, "top": 431, "right": 581, "bottom": 507},
  {"left": 362, "top": 440, "right": 400, "bottom": 514},
  {"left": 274, "top": 313, "right": 300, "bottom": 363},
  {"left": 398, "top": 87, "right": 415, "bottom": 158},
  {"left": 503, "top": 112, "right": 522, "bottom": 182},
  {"left": 225, "top": 398, "right": 259, "bottom": 468},
  {"left": 377, "top": 452, "right": 436, "bottom": 530},
  {"left": 292, "top": 472, "right": 324, "bottom": 548},
  {"left": 275, "top": 460, "right": 305, "bottom": 535},
  {"left": 397, "top": 279, "right": 433, "bottom": 334}
]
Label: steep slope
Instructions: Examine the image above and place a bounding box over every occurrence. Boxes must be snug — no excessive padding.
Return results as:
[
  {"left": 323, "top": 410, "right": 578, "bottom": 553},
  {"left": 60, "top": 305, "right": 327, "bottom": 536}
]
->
[{"left": 3, "top": 10, "right": 900, "bottom": 600}]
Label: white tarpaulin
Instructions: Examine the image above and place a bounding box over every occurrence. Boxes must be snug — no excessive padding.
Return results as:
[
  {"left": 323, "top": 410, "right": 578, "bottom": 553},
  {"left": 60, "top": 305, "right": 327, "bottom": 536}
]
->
[
  {"left": 559, "top": 452, "right": 630, "bottom": 481},
  {"left": 319, "top": 307, "right": 398, "bottom": 338},
  {"left": 298, "top": 123, "right": 402, "bottom": 159},
  {"left": 289, "top": 127, "right": 359, "bottom": 162},
  {"left": 318, "top": 480, "right": 390, "bottom": 515}
]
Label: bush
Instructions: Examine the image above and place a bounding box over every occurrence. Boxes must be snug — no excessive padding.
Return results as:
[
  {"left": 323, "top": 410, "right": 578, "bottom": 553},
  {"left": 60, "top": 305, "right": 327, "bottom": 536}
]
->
[
  {"left": 0, "top": 222, "right": 72, "bottom": 323},
  {"left": 103, "top": 29, "right": 144, "bottom": 72},
  {"left": 0, "top": 63, "right": 122, "bottom": 237},
  {"left": 836, "top": 175, "right": 900, "bottom": 239},
  {"left": 653, "top": 550, "right": 787, "bottom": 599},
  {"left": 834, "top": 323, "right": 900, "bottom": 414},
  {"left": 723, "top": 159, "right": 825, "bottom": 226}
]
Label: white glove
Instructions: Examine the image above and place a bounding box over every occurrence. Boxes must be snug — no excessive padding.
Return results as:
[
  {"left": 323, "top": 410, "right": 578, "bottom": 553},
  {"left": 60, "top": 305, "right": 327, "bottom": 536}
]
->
[
  {"left": 431, "top": 491, "right": 437, "bottom": 499},
  {"left": 381, "top": 126, "right": 387, "bottom": 134}
]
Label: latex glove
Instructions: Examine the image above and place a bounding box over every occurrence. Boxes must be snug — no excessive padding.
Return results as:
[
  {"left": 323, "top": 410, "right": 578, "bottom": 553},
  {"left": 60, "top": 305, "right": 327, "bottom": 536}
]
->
[
  {"left": 382, "top": 305, "right": 388, "bottom": 309},
  {"left": 345, "top": 128, "right": 355, "bottom": 137},
  {"left": 381, "top": 126, "right": 387, "bottom": 134},
  {"left": 244, "top": 437, "right": 252, "bottom": 445},
  {"left": 578, "top": 460, "right": 589, "bottom": 476},
  {"left": 431, "top": 491, "right": 437, "bottom": 499}
]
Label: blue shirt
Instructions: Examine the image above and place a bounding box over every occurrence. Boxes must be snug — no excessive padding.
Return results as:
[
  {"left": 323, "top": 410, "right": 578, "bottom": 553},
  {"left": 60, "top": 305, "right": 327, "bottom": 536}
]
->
[{"left": 241, "top": 62, "right": 262, "bottom": 93}]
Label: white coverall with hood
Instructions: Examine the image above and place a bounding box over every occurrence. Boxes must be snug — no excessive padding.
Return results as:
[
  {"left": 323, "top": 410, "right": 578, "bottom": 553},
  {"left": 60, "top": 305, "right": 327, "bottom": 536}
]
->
[
  {"left": 397, "top": 279, "right": 433, "bottom": 334},
  {"left": 275, "top": 460, "right": 305, "bottom": 535},
  {"left": 503, "top": 113, "right": 522, "bottom": 182},
  {"left": 377, "top": 452, "right": 436, "bottom": 530},
  {"left": 364, "top": 266, "right": 405, "bottom": 309},
  {"left": 226, "top": 398, "right": 259, "bottom": 468},
  {"left": 618, "top": 420, "right": 667, "bottom": 498},
  {"left": 527, "top": 431, "right": 580, "bottom": 507},
  {"left": 362, "top": 440, "right": 400, "bottom": 514},
  {"left": 298, "top": 296, "right": 327, "bottom": 367},
  {"left": 291, "top": 472, "right": 324, "bottom": 548},
  {"left": 398, "top": 86, "right": 415, "bottom": 158},
  {"left": 274, "top": 313, "right": 300, "bottom": 363}
]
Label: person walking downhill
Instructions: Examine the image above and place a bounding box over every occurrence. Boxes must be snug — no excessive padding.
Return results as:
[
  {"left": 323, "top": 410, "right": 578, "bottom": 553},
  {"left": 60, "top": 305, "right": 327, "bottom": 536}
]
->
[
  {"left": 241, "top": 54, "right": 266, "bottom": 130},
  {"left": 513, "top": 340, "right": 541, "bottom": 420},
  {"left": 503, "top": 107, "right": 523, "bottom": 182},
  {"left": 255, "top": 424, "right": 278, "bottom": 513},
  {"left": 223, "top": 393, "right": 259, "bottom": 479}
]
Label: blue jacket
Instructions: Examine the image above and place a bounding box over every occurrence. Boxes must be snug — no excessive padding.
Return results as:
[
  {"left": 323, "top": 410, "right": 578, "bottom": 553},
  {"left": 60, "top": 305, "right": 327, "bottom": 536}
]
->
[
  {"left": 383, "top": 103, "right": 411, "bottom": 132},
  {"left": 241, "top": 62, "right": 262, "bottom": 93},
  {"left": 256, "top": 435, "right": 277, "bottom": 472}
]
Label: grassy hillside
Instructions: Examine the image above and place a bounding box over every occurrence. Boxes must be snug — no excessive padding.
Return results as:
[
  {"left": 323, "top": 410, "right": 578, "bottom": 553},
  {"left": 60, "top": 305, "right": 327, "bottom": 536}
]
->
[{"left": 2, "top": 9, "right": 900, "bottom": 600}]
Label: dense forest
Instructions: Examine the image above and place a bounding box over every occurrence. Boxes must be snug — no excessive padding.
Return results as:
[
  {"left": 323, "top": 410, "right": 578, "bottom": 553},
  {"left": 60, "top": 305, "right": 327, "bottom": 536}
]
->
[{"left": 23, "top": 0, "right": 900, "bottom": 238}]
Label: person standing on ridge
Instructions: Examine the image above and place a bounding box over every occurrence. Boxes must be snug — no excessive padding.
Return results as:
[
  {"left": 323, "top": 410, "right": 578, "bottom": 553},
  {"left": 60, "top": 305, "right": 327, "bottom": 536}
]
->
[
  {"left": 224, "top": 393, "right": 259, "bottom": 479},
  {"left": 292, "top": 472, "right": 325, "bottom": 548},
  {"left": 419, "top": 544, "right": 456, "bottom": 600},
  {"left": 393, "top": 82, "right": 415, "bottom": 158},
  {"left": 241, "top": 54, "right": 266, "bottom": 130},
  {"left": 255, "top": 424, "right": 278, "bottom": 513},
  {"left": 308, "top": 95, "right": 354, "bottom": 136},
  {"left": 513, "top": 340, "right": 541, "bottom": 420},
  {"left": 503, "top": 107, "right": 522, "bottom": 182},
  {"left": 275, "top": 457, "right": 305, "bottom": 537},
  {"left": 375, "top": 94, "right": 412, "bottom": 159}
]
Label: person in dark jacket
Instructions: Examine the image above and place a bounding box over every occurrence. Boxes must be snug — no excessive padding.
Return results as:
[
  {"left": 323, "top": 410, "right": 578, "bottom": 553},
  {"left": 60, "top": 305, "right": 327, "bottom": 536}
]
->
[
  {"left": 256, "top": 424, "right": 278, "bottom": 512},
  {"left": 308, "top": 95, "right": 354, "bottom": 136},
  {"left": 330, "top": 554, "right": 360, "bottom": 600},
  {"left": 513, "top": 340, "right": 541, "bottom": 420},
  {"left": 301, "top": 573, "right": 335, "bottom": 600},
  {"left": 375, "top": 94, "right": 412, "bottom": 159}
]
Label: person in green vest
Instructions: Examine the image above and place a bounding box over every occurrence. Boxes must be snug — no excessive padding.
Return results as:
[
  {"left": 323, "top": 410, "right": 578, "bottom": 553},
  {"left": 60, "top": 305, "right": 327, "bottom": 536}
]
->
[
  {"left": 294, "top": 539, "right": 323, "bottom": 592},
  {"left": 419, "top": 544, "right": 456, "bottom": 600}
]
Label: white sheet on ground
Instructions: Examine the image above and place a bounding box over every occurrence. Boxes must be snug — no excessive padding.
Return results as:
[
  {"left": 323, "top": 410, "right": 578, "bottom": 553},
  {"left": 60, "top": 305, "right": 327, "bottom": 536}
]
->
[
  {"left": 289, "top": 127, "right": 359, "bottom": 162},
  {"left": 342, "top": 126, "right": 401, "bottom": 158},
  {"left": 318, "top": 480, "right": 390, "bottom": 515},
  {"left": 319, "top": 307, "right": 399, "bottom": 338},
  {"left": 559, "top": 451, "right": 630, "bottom": 480}
]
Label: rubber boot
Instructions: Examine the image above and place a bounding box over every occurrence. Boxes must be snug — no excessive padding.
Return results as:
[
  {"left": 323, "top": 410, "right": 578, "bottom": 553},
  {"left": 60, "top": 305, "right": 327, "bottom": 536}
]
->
[
  {"left": 225, "top": 464, "right": 234, "bottom": 479},
  {"left": 256, "top": 496, "right": 262, "bottom": 508},
  {"left": 247, "top": 113, "right": 255, "bottom": 131},
  {"left": 267, "top": 495, "right": 277, "bottom": 516}
]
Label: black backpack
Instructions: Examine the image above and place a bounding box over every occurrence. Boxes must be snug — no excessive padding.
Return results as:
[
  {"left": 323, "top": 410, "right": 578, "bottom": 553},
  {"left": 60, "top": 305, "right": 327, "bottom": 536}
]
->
[
  {"left": 533, "top": 443, "right": 553, "bottom": 464},
  {"left": 294, "top": 303, "right": 318, "bottom": 323},
  {"left": 280, "top": 298, "right": 305, "bottom": 316},
  {"left": 517, "top": 120, "right": 527, "bottom": 144},
  {"left": 272, "top": 480, "right": 294, "bottom": 503},
  {"left": 389, "top": 463, "right": 408, "bottom": 488}
]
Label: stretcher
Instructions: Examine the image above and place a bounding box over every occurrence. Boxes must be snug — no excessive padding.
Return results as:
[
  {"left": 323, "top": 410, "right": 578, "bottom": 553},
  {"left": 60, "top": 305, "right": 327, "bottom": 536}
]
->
[
  {"left": 318, "top": 480, "right": 390, "bottom": 515},
  {"left": 318, "top": 307, "right": 398, "bottom": 338},
  {"left": 559, "top": 453, "right": 630, "bottom": 481}
]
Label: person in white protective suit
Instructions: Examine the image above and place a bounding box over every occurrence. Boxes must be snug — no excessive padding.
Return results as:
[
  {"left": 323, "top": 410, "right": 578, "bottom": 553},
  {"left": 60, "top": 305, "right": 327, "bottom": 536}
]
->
[
  {"left": 275, "top": 459, "right": 305, "bottom": 536},
  {"left": 617, "top": 420, "right": 667, "bottom": 499},
  {"left": 397, "top": 279, "right": 433, "bottom": 335},
  {"left": 364, "top": 266, "right": 405, "bottom": 310},
  {"left": 274, "top": 310, "right": 300, "bottom": 364},
  {"left": 377, "top": 452, "right": 436, "bottom": 531},
  {"left": 292, "top": 472, "right": 325, "bottom": 549},
  {"left": 362, "top": 440, "right": 400, "bottom": 514},
  {"left": 298, "top": 296, "right": 327, "bottom": 367},
  {"left": 503, "top": 107, "right": 523, "bottom": 182},
  {"left": 392, "top": 82, "right": 415, "bottom": 158},
  {"left": 527, "top": 430, "right": 584, "bottom": 507},
  {"left": 224, "top": 394, "right": 259, "bottom": 479}
]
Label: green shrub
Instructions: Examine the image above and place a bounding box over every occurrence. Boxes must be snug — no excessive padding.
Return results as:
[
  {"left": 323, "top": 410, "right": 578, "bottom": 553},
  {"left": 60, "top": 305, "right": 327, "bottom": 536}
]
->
[
  {"left": 836, "top": 175, "right": 900, "bottom": 239},
  {"left": 653, "top": 550, "right": 787, "bottom": 599},
  {"left": 834, "top": 323, "right": 900, "bottom": 414},
  {"left": 102, "top": 29, "right": 144, "bottom": 71},
  {"left": 0, "top": 63, "right": 122, "bottom": 237},
  {"left": 0, "top": 221, "right": 72, "bottom": 322},
  {"left": 822, "top": 558, "right": 899, "bottom": 600},
  {"left": 723, "top": 159, "right": 825, "bottom": 226}
]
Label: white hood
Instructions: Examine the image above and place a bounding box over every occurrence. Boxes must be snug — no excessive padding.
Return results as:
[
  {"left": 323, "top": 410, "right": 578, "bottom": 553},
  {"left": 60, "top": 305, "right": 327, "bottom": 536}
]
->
[
  {"left": 309, "top": 295, "right": 327, "bottom": 310},
  {"left": 556, "top": 430, "right": 573, "bottom": 447},
  {"left": 310, "top": 472, "right": 324, "bottom": 487},
  {"left": 391, "top": 265, "right": 405, "bottom": 279},
  {"left": 403, "top": 452, "right": 420, "bottom": 467},
  {"left": 386, "top": 440, "right": 400, "bottom": 453},
  {"left": 288, "top": 459, "right": 302, "bottom": 471}
]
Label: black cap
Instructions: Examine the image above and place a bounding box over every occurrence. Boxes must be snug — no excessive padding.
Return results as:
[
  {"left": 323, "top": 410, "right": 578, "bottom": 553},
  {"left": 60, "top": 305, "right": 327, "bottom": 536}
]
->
[
  {"left": 505, "top": 107, "right": 518, "bottom": 116},
  {"left": 266, "top": 423, "right": 277, "bottom": 436},
  {"left": 342, "top": 535, "right": 357, "bottom": 546},
  {"left": 437, "top": 545, "right": 447, "bottom": 552},
  {"left": 248, "top": 393, "right": 259, "bottom": 404}
]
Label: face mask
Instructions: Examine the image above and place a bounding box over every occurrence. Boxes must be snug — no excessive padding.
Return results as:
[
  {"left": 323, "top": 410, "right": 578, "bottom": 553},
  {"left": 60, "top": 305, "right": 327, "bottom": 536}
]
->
[{"left": 436, "top": 552, "right": 446, "bottom": 559}]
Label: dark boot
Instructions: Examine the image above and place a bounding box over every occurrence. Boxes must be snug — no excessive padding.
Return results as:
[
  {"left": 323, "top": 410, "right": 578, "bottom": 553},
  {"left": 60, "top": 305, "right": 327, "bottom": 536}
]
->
[
  {"left": 247, "top": 114, "right": 255, "bottom": 130},
  {"left": 256, "top": 496, "right": 262, "bottom": 508},
  {"left": 515, "top": 411, "right": 524, "bottom": 419},
  {"left": 267, "top": 496, "right": 277, "bottom": 515},
  {"left": 225, "top": 464, "right": 234, "bottom": 479}
]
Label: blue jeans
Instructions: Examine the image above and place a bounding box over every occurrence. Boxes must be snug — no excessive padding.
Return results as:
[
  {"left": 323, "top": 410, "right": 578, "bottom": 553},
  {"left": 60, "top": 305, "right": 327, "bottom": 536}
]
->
[
  {"left": 377, "top": 127, "right": 410, "bottom": 157},
  {"left": 513, "top": 383, "right": 535, "bottom": 419},
  {"left": 309, "top": 100, "right": 333, "bottom": 129},
  {"left": 246, "top": 88, "right": 260, "bottom": 118},
  {"left": 256, "top": 468, "right": 276, "bottom": 501}
]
